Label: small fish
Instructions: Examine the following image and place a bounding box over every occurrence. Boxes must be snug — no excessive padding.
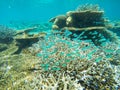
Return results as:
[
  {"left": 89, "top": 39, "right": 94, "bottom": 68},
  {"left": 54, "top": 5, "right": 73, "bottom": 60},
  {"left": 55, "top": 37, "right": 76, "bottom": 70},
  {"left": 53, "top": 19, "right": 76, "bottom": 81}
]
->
[
  {"left": 99, "top": 38, "right": 106, "bottom": 42},
  {"left": 95, "top": 57, "right": 102, "bottom": 62},
  {"left": 73, "top": 33, "right": 78, "bottom": 37},
  {"left": 83, "top": 36, "right": 87, "bottom": 39},
  {"left": 92, "top": 36, "right": 96, "bottom": 39},
  {"left": 92, "top": 31, "right": 98, "bottom": 35},
  {"left": 64, "top": 30, "right": 72, "bottom": 36},
  {"left": 36, "top": 53, "right": 42, "bottom": 57},
  {"left": 104, "top": 49, "right": 114, "bottom": 53},
  {"left": 80, "top": 31, "right": 85, "bottom": 36}
]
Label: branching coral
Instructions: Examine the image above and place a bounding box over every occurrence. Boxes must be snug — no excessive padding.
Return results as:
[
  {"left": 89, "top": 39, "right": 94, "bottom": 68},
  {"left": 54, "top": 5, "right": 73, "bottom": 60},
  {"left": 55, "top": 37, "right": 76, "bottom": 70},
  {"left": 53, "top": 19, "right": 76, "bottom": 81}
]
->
[
  {"left": 26, "top": 32, "right": 120, "bottom": 89},
  {"left": 0, "top": 5, "right": 120, "bottom": 90},
  {"left": 0, "top": 25, "right": 16, "bottom": 43},
  {"left": 0, "top": 28, "right": 119, "bottom": 89}
]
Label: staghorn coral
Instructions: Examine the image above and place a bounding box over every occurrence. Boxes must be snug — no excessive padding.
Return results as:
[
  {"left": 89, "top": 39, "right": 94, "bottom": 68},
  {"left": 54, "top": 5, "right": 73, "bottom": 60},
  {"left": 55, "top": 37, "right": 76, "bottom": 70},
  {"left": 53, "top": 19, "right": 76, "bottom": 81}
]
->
[
  {"left": 0, "top": 5, "right": 120, "bottom": 89},
  {"left": 0, "top": 26, "right": 120, "bottom": 89},
  {"left": 25, "top": 33, "right": 120, "bottom": 90}
]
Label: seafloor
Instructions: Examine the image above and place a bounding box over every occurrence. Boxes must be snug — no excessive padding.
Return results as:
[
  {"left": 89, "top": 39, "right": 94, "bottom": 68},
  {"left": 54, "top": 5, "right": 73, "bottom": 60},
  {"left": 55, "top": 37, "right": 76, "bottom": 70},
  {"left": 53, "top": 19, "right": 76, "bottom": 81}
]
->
[{"left": 0, "top": 4, "right": 120, "bottom": 90}]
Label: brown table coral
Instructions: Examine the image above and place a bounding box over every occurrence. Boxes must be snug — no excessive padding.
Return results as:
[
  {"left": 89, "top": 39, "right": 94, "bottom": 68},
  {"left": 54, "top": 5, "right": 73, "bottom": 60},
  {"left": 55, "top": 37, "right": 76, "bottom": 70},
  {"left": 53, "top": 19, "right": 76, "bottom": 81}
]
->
[{"left": 50, "top": 4, "right": 119, "bottom": 45}]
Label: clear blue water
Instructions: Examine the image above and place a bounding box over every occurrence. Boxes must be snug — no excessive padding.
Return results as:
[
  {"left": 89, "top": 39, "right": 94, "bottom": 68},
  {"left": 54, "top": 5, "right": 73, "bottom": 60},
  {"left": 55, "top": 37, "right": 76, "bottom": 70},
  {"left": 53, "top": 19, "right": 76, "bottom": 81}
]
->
[{"left": 0, "top": 0, "right": 120, "bottom": 24}]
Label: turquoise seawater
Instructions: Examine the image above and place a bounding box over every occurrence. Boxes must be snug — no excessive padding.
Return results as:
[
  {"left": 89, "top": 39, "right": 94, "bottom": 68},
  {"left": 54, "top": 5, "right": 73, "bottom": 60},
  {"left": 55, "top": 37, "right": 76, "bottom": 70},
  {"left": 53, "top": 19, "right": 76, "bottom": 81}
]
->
[
  {"left": 0, "top": 0, "right": 120, "bottom": 90},
  {"left": 0, "top": 0, "right": 120, "bottom": 24}
]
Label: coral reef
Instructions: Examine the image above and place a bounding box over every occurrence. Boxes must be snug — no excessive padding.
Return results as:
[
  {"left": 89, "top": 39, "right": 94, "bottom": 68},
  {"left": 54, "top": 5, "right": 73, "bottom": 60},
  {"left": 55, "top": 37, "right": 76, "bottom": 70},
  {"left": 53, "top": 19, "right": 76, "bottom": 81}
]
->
[
  {"left": 0, "top": 41, "right": 18, "bottom": 56},
  {"left": 0, "top": 23, "right": 49, "bottom": 54},
  {"left": 109, "top": 21, "right": 120, "bottom": 37},
  {"left": 1, "top": 32, "right": 119, "bottom": 89},
  {"left": 66, "top": 11, "right": 104, "bottom": 27},
  {"left": 50, "top": 4, "right": 119, "bottom": 45},
  {"left": 13, "top": 22, "right": 51, "bottom": 53},
  {"left": 50, "top": 4, "right": 105, "bottom": 29},
  {"left": 49, "top": 15, "right": 67, "bottom": 30},
  {"left": 76, "top": 4, "right": 100, "bottom": 11},
  {"left": 0, "top": 43, "right": 7, "bottom": 52},
  {"left": 25, "top": 33, "right": 120, "bottom": 90},
  {"left": 0, "top": 4, "right": 120, "bottom": 90},
  {"left": 0, "top": 25, "right": 120, "bottom": 90},
  {"left": 15, "top": 28, "right": 46, "bottom": 54},
  {"left": 0, "top": 54, "right": 38, "bottom": 89},
  {"left": 0, "top": 25, "right": 16, "bottom": 43}
]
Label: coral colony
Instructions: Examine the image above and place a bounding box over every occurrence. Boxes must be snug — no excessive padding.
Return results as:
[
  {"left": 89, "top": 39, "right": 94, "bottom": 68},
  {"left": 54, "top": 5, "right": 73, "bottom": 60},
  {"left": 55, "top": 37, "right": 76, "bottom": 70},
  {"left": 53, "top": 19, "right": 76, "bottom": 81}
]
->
[
  {"left": 0, "top": 25, "right": 16, "bottom": 43},
  {"left": 0, "top": 4, "right": 120, "bottom": 90}
]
